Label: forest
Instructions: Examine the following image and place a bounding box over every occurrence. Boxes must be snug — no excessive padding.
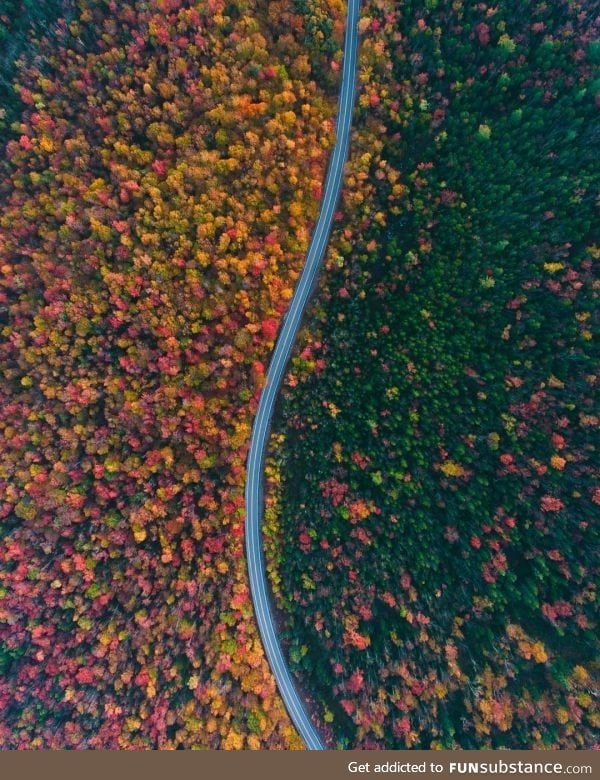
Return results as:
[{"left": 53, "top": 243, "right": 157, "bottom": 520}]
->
[
  {"left": 0, "top": 0, "right": 597, "bottom": 752},
  {"left": 268, "top": 0, "right": 599, "bottom": 750},
  {"left": 0, "top": 0, "right": 346, "bottom": 749}
]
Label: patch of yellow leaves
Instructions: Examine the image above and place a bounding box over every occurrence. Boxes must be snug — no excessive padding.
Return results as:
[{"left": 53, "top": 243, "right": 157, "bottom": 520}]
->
[{"left": 440, "top": 460, "right": 466, "bottom": 477}]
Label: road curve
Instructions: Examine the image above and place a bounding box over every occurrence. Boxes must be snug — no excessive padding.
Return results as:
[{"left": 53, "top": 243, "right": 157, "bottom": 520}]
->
[{"left": 245, "top": 0, "right": 362, "bottom": 752}]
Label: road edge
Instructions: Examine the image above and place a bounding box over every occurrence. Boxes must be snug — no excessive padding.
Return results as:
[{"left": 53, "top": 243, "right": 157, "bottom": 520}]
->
[{"left": 244, "top": 0, "right": 362, "bottom": 752}]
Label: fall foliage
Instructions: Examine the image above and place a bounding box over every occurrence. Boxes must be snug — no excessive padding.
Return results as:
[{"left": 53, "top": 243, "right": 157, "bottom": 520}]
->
[
  {"left": 268, "top": 0, "right": 599, "bottom": 750},
  {"left": 0, "top": 0, "right": 344, "bottom": 749},
  {"left": 2, "top": 0, "right": 598, "bottom": 751}
]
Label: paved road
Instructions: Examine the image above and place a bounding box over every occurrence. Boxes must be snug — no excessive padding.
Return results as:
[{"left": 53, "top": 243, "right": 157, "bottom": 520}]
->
[{"left": 245, "top": 0, "right": 362, "bottom": 752}]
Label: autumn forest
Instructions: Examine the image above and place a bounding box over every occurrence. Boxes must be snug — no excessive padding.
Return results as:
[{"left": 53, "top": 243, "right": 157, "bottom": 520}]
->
[{"left": 0, "top": 0, "right": 598, "bottom": 751}]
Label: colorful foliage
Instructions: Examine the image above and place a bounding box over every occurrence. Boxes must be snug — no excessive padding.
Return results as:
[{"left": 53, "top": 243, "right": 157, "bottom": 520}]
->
[
  {"left": 0, "top": 0, "right": 343, "bottom": 749},
  {"left": 0, "top": 1, "right": 76, "bottom": 144},
  {"left": 269, "top": 0, "right": 599, "bottom": 749}
]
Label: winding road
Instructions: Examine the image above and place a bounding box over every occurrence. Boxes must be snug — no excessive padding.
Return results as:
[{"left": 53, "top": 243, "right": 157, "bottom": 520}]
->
[{"left": 244, "top": 0, "right": 362, "bottom": 752}]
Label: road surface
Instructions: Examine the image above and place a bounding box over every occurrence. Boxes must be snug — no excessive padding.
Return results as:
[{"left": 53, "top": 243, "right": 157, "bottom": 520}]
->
[{"left": 245, "top": 0, "right": 362, "bottom": 752}]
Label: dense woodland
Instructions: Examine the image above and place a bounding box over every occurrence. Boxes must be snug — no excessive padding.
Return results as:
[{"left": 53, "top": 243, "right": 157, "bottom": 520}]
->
[
  {"left": 0, "top": 0, "right": 597, "bottom": 752},
  {"left": 269, "top": 0, "right": 599, "bottom": 750},
  {"left": 0, "top": 1, "right": 75, "bottom": 142},
  {"left": 0, "top": 0, "right": 346, "bottom": 748}
]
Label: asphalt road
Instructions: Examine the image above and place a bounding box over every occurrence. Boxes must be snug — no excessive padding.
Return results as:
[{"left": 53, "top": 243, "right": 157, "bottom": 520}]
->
[{"left": 244, "top": 0, "right": 362, "bottom": 752}]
